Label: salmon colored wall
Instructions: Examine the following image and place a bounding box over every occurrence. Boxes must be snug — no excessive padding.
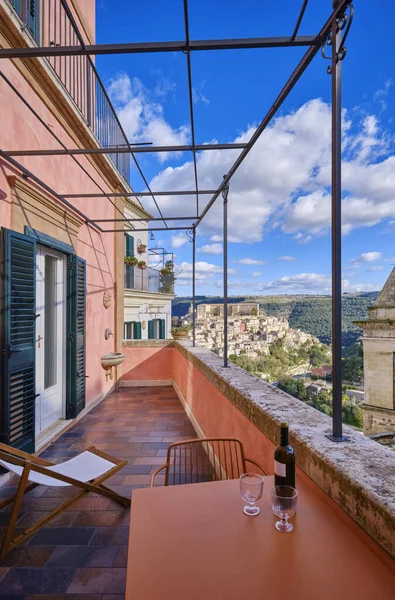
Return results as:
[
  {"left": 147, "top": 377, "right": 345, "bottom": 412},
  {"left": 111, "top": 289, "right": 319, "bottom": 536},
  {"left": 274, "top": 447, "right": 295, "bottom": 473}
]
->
[
  {"left": 120, "top": 346, "right": 275, "bottom": 474},
  {"left": 121, "top": 347, "right": 173, "bottom": 381},
  {"left": 0, "top": 59, "right": 119, "bottom": 407},
  {"left": 173, "top": 350, "right": 275, "bottom": 474}
]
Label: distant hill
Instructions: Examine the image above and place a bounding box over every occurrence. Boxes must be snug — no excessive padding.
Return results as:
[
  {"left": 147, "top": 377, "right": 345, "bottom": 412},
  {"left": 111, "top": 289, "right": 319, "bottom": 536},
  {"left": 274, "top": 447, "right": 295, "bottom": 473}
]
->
[{"left": 172, "top": 292, "right": 378, "bottom": 348}]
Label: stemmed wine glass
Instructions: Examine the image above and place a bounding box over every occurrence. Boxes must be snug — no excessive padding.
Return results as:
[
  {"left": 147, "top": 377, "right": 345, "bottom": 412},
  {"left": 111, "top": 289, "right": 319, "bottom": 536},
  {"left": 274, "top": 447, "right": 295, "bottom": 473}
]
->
[
  {"left": 239, "top": 473, "right": 264, "bottom": 516},
  {"left": 271, "top": 485, "right": 298, "bottom": 532}
]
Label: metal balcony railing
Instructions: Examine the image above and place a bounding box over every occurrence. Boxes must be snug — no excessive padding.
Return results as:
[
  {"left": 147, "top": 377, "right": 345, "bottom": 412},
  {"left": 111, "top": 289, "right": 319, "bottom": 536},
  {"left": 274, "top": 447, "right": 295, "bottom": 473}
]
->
[
  {"left": 8, "top": 0, "right": 130, "bottom": 183},
  {"left": 125, "top": 266, "right": 174, "bottom": 295}
]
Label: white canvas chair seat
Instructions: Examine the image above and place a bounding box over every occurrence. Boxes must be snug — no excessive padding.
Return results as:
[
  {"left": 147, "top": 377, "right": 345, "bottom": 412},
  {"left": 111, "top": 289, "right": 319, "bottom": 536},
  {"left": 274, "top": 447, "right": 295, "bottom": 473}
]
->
[
  {"left": 0, "top": 451, "right": 115, "bottom": 487},
  {"left": 0, "top": 443, "right": 130, "bottom": 557}
]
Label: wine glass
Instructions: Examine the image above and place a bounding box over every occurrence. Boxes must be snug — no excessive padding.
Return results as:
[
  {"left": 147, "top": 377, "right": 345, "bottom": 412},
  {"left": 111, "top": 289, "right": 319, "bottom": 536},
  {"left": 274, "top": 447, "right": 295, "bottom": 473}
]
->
[
  {"left": 271, "top": 485, "right": 298, "bottom": 532},
  {"left": 239, "top": 473, "right": 264, "bottom": 516}
]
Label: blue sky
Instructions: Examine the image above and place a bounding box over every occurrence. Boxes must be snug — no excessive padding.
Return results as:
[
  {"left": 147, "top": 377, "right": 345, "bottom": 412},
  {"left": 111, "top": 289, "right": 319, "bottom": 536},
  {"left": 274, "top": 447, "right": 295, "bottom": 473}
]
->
[{"left": 96, "top": 0, "right": 395, "bottom": 296}]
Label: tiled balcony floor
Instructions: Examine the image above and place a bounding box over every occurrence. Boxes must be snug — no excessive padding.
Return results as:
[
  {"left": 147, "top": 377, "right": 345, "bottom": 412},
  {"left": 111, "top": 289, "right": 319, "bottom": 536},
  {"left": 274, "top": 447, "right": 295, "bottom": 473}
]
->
[{"left": 0, "top": 386, "right": 197, "bottom": 598}]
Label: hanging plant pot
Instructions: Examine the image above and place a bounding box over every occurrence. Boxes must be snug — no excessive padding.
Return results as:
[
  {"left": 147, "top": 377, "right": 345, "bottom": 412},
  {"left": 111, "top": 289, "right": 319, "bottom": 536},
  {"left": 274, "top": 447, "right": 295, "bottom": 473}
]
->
[
  {"left": 138, "top": 261, "right": 147, "bottom": 270},
  {"left": 137, "top": 243, "right": 147, "bottom": 254},
  {"left": 124, "top": 256, "right": 138, "bottom": 267}
]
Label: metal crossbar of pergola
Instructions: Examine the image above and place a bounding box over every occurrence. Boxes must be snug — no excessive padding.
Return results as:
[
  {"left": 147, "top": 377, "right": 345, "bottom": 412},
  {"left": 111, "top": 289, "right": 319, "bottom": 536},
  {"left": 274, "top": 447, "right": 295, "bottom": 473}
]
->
[{"left": 0, "top": 0, "right": 354, "bottom": 441}]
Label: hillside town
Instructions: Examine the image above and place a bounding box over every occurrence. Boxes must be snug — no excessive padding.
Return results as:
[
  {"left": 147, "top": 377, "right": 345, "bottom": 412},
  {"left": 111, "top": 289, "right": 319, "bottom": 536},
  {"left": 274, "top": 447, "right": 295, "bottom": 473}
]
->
[{"left": 181, "top": 302, "right": 319, "bottom": 359}]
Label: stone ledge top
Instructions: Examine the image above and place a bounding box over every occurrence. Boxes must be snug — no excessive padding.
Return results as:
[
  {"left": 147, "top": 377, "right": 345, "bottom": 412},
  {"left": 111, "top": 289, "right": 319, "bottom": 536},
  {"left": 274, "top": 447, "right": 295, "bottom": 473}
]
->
[
  {"left": 174, "top": 340, "right": 395, "bottom": 559},
  {"left": 122, "top": 339, "right": 175, "bottom": 348}
]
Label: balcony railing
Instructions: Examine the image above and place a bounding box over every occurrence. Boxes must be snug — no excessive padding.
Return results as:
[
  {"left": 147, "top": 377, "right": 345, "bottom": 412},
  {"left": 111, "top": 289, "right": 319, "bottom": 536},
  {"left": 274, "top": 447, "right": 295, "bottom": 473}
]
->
[
  {"left": 8, "top": 0, "right": 130, "bottom": 183},
  {"left": 125, "top": 266, "right": 174, "bottom": 294}
]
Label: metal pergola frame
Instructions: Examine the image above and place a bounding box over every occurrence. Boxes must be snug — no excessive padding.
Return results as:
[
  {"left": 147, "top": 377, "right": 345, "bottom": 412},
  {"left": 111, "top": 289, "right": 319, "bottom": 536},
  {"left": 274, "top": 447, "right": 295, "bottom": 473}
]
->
[{"left": 0, "top": 0, "right": 354, "bottom": 441}]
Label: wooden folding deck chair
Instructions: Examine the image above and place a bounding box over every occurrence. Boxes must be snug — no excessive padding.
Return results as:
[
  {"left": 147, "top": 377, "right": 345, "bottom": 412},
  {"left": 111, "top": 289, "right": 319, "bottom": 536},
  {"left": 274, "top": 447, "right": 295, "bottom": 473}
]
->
[{"left": 0, "top": 443, "right": 130, "bottom": 557}]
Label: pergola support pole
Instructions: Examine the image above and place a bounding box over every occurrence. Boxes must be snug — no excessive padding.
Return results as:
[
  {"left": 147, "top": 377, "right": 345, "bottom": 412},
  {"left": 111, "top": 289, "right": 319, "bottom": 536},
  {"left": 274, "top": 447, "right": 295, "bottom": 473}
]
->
[
  {"left": 222, "top": 180, "right": 229, "bottom": 367},
  {"left": 326, "top": 3, "right": 351, "bottom": 443},
  {"left": 192, "top": 227, "right": 196, "bottom": 347}
]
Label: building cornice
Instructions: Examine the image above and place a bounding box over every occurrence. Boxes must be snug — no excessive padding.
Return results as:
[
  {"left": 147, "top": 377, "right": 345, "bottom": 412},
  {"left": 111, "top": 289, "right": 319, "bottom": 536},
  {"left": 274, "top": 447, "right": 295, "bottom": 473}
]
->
[
  {"left": 353, "top": 319, "right": 395, "bottom": 331},
  {"left": 124, "top": 199, "right": 153, "bottom": 221},
  {"left": 124, "top": 290, "right": 176, "bottom": 301}
]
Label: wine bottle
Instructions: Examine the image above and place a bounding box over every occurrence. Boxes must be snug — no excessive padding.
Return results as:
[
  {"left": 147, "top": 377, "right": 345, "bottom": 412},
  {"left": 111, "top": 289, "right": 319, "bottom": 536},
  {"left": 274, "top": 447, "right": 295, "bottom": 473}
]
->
[{"left": 274, "top": 422, "right": 295, "bottom": 488}]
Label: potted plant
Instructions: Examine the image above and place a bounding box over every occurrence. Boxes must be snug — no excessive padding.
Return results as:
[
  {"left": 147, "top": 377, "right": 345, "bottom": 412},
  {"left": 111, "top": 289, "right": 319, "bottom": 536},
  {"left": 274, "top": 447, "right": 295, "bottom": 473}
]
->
[
  {"left": 138, "top": 260, "right": 147, "bottom": 270},
  {"left": 137, "top": 240, "right": 147, "bottom": 254},
  {"left": 124, "top": 256, "right": 138, "bottom": 267},
  {"left": 171, "top": 326, "right": 191, "bottom": 340},
  {"left": 159, "top": 265, "right": 176, "bottom": 293}
]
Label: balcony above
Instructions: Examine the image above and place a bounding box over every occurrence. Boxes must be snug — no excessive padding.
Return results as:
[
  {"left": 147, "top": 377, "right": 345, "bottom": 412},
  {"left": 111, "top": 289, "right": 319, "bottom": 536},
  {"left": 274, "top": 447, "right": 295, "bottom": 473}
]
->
[{"left": 124, "top": 265, "right": 175, "bottom": 296}]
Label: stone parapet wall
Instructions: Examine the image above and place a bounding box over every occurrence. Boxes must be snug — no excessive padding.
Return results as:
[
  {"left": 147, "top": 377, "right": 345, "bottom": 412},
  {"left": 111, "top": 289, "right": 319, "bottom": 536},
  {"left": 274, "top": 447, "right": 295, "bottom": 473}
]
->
[{"left": 120, "top": 339, "right": 395, "bottom": 559}]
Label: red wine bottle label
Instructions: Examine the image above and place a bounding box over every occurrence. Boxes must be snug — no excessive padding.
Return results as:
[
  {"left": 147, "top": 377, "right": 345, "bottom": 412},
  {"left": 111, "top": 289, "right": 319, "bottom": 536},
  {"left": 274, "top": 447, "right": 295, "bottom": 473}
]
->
[{"left": 274, "top": 460, "right": 286, "bottom": 477}]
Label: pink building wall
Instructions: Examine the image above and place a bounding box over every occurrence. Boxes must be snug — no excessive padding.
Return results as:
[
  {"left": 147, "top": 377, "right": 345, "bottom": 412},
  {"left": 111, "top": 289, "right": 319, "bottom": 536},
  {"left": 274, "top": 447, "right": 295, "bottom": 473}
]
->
[{"left": 0, "top": 57, "right": 119, "bottom": 406}]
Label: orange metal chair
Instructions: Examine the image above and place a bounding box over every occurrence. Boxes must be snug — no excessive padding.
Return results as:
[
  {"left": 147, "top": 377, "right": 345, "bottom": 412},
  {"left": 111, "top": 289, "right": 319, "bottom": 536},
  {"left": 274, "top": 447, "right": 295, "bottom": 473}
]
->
[{"left": 150, "top": 437, "right": 267, "bottom": 487}]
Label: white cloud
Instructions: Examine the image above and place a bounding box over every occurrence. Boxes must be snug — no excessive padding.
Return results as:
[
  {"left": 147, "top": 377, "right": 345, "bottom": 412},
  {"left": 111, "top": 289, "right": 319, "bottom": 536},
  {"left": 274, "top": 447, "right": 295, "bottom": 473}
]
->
[
  {"left": 176, "top": 260, "right": 236, "bottom": 288},
  {"left": 251, "top": 272, "right": 262, "bottom": 278},
  {"left": 108, "top": 73, "right": 189, "bottom": 162},
  {"left": 351, "top": 251, "right": 382, "bottom": 263},
  {"left": 374, "top": 79, "right": 393, "bottom": 111},
  {"left": 192, "top": 80, "right": 210, "bottom": 105},
  {"left": 197, "top": 243, "right": 223, "bottom": 255},
  {"left": 233, "top": 258, "right": 266, "bottom": 265},
  {"left": 117, "top": 95, "right": 395, "bottom": 244},
  {"left": 367, "top": 265, "right": 384, "bottom": 272},
  {"left": 278, "top": 256, "right": 296, "bottom": 261},
  {"left": 154, "top": 78, "right": 176, "bottom": 98},
  {"left": 214, "top": 272, "right": 376, "bottom": 294},
  {"left": 171, "top": 233, "right": 188, "bottom": 249},
  {"left": 384, "top": 257, "right": 395, "bottom": 263}
]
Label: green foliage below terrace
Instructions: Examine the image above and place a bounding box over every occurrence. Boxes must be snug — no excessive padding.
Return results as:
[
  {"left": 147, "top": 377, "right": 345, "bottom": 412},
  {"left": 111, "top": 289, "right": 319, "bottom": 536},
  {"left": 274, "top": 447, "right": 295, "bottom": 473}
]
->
[
  {"left": 278, "top": 377, "right": 363, "bottom": 429},
  {"left": 172, "top": 292, "right": 377, "bottom": 348},
  {"left": 229, "top": 339, "right": 330, "bottom": 383}
]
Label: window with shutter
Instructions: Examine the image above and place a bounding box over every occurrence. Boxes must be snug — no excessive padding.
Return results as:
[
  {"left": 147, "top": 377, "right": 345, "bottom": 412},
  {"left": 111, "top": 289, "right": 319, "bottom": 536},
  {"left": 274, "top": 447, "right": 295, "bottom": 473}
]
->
[
  {"left": 66, "top": 255, "right": 86, "bottom": 419},
  {"left": 159, "top": 319, "right": 166, "bottom": 339},
  {"left": 124, "top": 322, "right": 133, "bottom": 339},
  {"left": 148, "top": 320, "right": 154, "bottom": 340},
  {"left": 134, "top": 321, "right": 142, "bottom": 340},
  {"left": 0, "top": 229, "right": 37, "bottom": 453},
  {"left": 124, "top": 234, "right": 135, "bottom": 289}
]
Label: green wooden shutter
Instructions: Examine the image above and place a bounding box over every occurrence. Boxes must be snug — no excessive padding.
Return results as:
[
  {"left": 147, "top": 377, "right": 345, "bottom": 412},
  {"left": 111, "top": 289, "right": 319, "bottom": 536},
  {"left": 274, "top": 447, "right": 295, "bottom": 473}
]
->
[
  {"left": 134, "top": 321, "right": 142, "bottom": 340},
  {"left": 159, "top": 319, "right": 165, "bottom": 339},
  {"left": 66, "top": 255, "right": 86, "bottom": 419},
  {"left": 124, "top": 234, "right": 134, "bottom": 289},
  {"left": 29, "top": 0, "right": 40, "bottom": 42},
  {"left": 125, "top": 234, "right": 134, "bottom": 258},
  {"left": 75, "top": 258, "right": 86, "bottom": 416},
  {"left": 0, "top": 229, "right": 37, "bottom": 453},
  {"left": 148, "top": 320, "right": 154, "bottom": 340}
]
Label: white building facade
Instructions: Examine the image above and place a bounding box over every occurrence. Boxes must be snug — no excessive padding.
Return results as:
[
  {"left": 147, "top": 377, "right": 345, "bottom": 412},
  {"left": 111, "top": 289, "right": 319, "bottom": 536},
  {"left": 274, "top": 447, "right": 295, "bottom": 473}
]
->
[{"left": 123, "top": 201, "right": 175, "bottom": 340}]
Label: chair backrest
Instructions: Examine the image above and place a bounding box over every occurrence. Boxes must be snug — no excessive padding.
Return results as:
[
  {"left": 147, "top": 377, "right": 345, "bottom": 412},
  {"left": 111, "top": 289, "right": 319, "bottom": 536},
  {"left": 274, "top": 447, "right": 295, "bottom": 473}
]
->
[{"left": 164, "top": 438, "right": 247, "bottom": 486}]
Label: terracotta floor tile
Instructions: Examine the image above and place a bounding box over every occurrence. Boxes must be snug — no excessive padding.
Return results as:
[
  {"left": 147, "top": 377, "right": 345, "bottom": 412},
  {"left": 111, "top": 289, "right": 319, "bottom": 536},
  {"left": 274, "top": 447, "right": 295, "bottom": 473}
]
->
[
  {"left": 46, "top": 545, "right": 118, "bottom": 567},
  {"left": 112, "top": 545, "right": 128, "bottom": 567},
  {"left": 133, "top": 456, "right": 166, "bottom": 465},
  {"left": 73, "top": 510, "right": 130, "bottom": 528},
  {"left": 67, "top": 567, "right": 126, "bottom": 594},
  {"left": 0, "top": 567, "right": 75, "bottom": 594},
  {"left": 0, "top": 547, "right": 54, "bottom": 568},
  {"left": 16, "top": 511, "right": 77, "bottom": 529},
  {"left": 89, "top": 527, "right": 129, "bottom": 546},
  {"left": 30, "top": 527, "right": 95, "bottom": 546},
  {"left": 122, "top": 475, "right": 151, "bottom": 485},
  {"left": 0, "top": 386, "right": 196, "bottom": 599}
]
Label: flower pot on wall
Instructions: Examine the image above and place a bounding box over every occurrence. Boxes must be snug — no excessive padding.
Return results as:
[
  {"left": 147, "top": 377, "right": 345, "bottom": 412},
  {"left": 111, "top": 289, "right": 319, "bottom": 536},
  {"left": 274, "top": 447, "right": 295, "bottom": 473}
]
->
[{"left": 172, "top": 329, "right": 190, "bottom": 340}]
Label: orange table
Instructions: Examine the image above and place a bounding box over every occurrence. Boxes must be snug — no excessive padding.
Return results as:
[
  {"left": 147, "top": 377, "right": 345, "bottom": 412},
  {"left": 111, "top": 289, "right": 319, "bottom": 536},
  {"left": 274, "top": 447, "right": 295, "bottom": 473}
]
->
[{"left": 126, "top": 475, "right": 395, "bottom": 600}]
